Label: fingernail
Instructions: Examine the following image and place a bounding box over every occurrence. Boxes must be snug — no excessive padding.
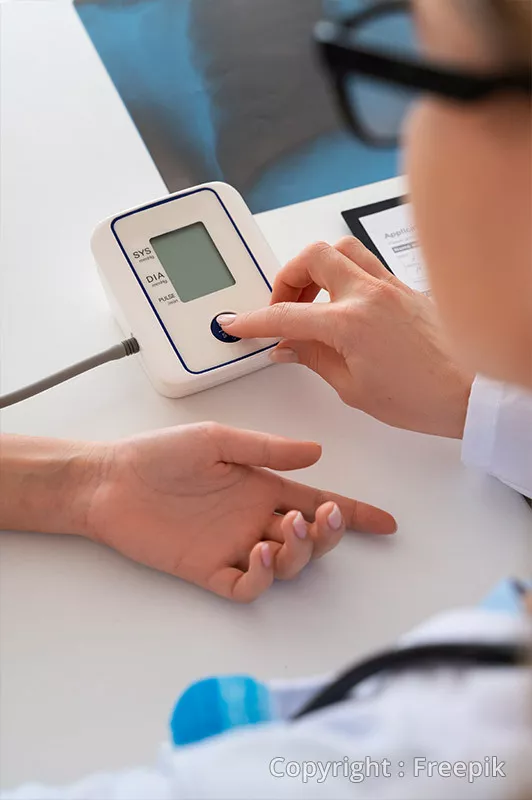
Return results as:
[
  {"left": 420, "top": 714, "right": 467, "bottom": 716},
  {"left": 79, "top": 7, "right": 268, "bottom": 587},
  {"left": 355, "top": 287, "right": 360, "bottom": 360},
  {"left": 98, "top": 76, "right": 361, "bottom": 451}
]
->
[
  {"left": 217, "top": 313, "right": 237, "bottom": 327},
  {"left": 270, "top": 348, "right": 298, "bottom": 364},
  {"left": 292, "top": 511, "right": 307, "bottom": 539},
  {"left": 260, "top": 542, "right": 271, "bottom": 568},
  {"left": 327, "top": 503, "right": 343, "bottom": 531}
]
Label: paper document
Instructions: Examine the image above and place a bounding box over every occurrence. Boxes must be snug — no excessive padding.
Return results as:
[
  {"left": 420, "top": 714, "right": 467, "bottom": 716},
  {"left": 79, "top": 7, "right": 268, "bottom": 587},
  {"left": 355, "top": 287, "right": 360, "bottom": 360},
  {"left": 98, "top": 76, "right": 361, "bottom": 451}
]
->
[{"left": 359, "top": 203, "right": 430, "bottom": 295}]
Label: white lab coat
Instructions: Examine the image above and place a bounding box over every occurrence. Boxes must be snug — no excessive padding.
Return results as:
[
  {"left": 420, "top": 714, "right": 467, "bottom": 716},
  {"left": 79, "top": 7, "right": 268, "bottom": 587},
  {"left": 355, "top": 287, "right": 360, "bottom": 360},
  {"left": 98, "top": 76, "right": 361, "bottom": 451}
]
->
[{"left": 463, "top": 377, "right": 532, "bottom": 498}]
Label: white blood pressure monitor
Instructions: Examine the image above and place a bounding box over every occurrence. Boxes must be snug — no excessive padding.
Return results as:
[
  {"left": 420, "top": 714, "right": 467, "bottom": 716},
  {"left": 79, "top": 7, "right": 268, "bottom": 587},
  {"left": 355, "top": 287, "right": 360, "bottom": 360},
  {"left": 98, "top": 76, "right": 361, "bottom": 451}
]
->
[{"left": 92, "top": 182, "right": 279, "bottom": 397}]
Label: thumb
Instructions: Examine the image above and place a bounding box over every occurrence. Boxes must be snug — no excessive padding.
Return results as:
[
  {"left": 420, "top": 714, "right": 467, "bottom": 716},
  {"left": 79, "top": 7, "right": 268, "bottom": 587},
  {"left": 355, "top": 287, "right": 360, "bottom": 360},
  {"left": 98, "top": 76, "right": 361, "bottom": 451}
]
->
[
  {"left": 216, "top": 426, "right": 322, "bottom": 470},
  {"left": 271, "top": 341, "right": 350, "bottom": 398}
]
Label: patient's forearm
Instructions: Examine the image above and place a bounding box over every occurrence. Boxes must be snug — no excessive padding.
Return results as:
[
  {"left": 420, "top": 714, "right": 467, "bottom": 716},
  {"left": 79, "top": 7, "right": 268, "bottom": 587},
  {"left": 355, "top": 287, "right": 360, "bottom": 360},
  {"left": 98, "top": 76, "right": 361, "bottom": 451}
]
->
[{"left": 0, "top": 434, "right": 104, "bottom": 536}]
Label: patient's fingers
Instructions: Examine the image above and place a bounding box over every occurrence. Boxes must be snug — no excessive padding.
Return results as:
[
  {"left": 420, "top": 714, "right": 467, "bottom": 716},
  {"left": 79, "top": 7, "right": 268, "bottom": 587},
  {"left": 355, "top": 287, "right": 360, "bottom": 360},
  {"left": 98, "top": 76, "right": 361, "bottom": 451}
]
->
[
  {"left": 264, "top": 510, "right": 313, "bottom": 580},
  {"left": 216, "top": 426, "right": 321, "bottom": 471},
  {"left": 277, "top": 477, "right": 397, "bottom": 535},
  {"left": 211, "top": 542, "right": 274, "bottom": 603},
  {"left": 308, "top": 501, "right": 345, "bottom": 559}
]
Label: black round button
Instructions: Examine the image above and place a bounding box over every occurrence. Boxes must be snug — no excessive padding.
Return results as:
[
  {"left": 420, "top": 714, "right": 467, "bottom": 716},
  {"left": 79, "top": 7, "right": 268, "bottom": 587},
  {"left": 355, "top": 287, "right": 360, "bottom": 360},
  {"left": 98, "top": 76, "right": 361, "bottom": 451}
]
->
[{"left": 211, "top": 314, "right": 241, "bottom": 343}]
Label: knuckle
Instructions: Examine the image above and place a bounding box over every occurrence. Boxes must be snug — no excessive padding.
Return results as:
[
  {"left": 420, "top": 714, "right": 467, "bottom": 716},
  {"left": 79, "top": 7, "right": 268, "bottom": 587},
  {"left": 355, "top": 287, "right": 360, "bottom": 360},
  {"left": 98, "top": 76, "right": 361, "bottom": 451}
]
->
[
  {"left": 301, "top": 241, "right": 331, "bottom": 262},
  {"left": 195, "top": 420, "right": 223, "bottom": 440},
  {"left": 336, "top": 235, "right": 364, "bottom": 256},
  {"left": 335, "top": 237, "right": 372, "bottom": 269},
  {"left": 233, "top": 309, "right": 253, "bottom": 327},
  {"left": 314, "top": 489, "right": 329, "bottom": 510},
  {"left": 259, "top": 435, "right": 272, "bottom": 466},
  {"left": 367, "top": 278, "right": 398, "bottom": 307},
  {"left": 270, "top": 301, "right": 293, "bottom": 326},
  {"left": 272, "top": 301, "right": 291, "bottom": 317},
  {"left": 347, "top": 500, "right": 360, "bottom": 531}
]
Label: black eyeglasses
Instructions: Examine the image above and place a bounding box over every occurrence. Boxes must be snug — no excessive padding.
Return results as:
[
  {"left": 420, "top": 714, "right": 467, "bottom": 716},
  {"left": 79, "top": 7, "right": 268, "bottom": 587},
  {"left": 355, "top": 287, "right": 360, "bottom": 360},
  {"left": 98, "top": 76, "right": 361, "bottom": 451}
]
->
[{"left": 315, "top": 0, "right": 532, "bottom": 148}]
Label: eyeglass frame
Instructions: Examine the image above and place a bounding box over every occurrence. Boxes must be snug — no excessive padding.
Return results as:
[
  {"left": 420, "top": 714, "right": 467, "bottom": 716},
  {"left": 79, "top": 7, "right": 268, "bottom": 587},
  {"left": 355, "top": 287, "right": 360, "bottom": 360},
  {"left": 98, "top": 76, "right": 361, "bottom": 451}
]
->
[{"left": 314, "top": 0, "right": 532, "bottom": 148}]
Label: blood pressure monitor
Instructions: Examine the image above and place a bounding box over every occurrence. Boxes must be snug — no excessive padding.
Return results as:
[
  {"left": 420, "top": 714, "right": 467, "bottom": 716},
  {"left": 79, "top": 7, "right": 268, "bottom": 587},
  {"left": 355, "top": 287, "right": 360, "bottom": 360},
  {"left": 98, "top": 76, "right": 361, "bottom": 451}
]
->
[{"left": 92, "top": 182, "right": 279, "bottom": 397}]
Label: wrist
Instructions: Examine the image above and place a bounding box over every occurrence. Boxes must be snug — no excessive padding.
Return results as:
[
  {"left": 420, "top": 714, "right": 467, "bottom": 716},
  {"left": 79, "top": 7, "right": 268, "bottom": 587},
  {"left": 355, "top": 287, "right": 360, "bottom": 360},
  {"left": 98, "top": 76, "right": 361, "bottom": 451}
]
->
[{"left": 0, "top": 435, "right": 109, "bottom": 537}]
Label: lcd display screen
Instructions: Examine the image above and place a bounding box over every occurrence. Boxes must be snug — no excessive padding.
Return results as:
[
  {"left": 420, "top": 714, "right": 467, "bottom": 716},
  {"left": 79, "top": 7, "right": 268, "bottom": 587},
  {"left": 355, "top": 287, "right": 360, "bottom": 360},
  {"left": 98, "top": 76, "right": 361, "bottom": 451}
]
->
[{"left": 150, "top": 222, "right": 235, "bottom": 302}]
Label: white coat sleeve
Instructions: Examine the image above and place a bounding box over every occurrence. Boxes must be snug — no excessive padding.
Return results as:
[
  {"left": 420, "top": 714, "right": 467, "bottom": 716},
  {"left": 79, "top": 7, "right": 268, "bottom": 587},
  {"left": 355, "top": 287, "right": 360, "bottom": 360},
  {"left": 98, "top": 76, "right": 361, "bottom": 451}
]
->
[{"left": 462, "top": 376, "right": 532, "bottom": 498}]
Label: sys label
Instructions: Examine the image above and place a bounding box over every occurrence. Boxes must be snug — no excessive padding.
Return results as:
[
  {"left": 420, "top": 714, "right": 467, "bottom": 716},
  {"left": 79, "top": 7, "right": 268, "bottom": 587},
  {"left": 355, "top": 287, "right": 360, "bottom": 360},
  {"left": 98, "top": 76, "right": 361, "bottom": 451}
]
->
[{"left": 133, "top": 247, "right": 154, "bottom": 264}]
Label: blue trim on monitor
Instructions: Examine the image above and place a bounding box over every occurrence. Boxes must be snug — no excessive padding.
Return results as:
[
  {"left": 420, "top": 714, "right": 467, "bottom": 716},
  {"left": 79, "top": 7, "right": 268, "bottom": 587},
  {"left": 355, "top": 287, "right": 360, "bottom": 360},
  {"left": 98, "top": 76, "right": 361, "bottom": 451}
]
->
[{"left": 110, "top": 187, "right": 275, "bottom": 375}]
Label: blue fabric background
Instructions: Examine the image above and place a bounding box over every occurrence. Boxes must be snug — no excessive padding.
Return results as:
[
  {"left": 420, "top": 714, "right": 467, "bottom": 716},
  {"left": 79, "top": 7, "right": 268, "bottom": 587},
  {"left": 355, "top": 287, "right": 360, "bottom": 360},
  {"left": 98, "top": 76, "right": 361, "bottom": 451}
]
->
[{"left": 76, "top": 0, "right": 398, "bottom": 212}]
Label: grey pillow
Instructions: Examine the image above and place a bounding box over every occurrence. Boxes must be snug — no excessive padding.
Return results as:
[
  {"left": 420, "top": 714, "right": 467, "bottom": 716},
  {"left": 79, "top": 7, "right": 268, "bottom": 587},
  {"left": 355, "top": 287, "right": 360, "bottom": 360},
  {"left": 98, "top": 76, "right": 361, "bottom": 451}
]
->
[{"left": 188, "top": 0, "right": 341, "bottom": 195}]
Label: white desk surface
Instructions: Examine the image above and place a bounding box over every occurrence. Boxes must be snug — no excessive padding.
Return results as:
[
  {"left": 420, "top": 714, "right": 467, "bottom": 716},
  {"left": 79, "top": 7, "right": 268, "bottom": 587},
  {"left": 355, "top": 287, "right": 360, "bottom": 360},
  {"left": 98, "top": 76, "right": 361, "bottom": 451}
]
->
[{"left": 1, "top": 2, "right": 530, "bottom": 790}]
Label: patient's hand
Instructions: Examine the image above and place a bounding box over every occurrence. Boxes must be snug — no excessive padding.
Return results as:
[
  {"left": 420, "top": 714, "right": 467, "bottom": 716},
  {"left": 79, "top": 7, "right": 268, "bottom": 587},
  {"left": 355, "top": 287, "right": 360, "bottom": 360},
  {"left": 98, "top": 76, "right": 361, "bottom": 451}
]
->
[{"left": 87, "top": 423, "right": 396, "bottom": 601}]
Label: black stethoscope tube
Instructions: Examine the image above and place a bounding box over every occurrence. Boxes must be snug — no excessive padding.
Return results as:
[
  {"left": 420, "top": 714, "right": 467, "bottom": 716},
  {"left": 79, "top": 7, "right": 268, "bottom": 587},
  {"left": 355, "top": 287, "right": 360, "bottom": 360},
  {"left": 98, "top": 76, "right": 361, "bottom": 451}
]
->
[{"left": 292, "top": 642, "right": 526, "bottom": 719}]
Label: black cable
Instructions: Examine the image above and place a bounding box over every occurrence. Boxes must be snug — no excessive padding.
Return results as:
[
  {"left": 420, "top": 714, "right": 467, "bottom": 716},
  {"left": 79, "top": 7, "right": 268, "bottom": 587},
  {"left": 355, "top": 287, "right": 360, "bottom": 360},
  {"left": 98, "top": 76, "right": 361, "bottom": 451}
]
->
[
  {"left": 292, "top": 642, "right": 525, "bottom": 719},
  {"left": 0, "top": 337, "right": 140, "bottom": 409}
]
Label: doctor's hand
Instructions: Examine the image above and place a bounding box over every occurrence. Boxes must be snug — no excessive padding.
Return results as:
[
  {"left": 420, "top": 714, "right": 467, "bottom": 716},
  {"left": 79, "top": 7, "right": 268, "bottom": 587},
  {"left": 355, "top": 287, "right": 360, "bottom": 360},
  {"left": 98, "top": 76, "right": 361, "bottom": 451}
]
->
[
  {"left": 220, "top": 238, "right": 473, "bottom": 438},
  {"left": 85, "top": 423, "right": 395, "bottom": 601}
]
